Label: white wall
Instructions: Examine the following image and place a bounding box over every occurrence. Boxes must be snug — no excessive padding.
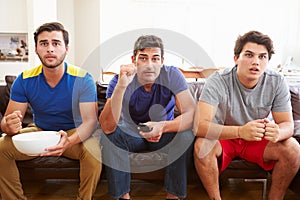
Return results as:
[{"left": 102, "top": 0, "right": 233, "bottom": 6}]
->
[
  {"left": 0, "top": 0, "right": 299, "bottom": 80},
  {"left": 0, "top": 0, "right": 100, "bottom": 81},
  {"left": 74, "top": 0, "right": 100, "bottom": 66},
  {"left": 100, "top": 0, "right": 300, "bottom": 70},
  {"left": 57, "top": 0, "right": 75, "bottom": 64},
  {"left": 0, "top": 0, "right": 28, "bottom": 80},
  {"left": 0, "top": 0, "right": 27, "bottom": 32}
]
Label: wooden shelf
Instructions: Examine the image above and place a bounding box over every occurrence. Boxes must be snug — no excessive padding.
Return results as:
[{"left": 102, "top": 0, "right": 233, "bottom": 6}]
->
[
  {"left": 0, "top": 56, "right": 28, "bottom": 62},
  {"left": 179, "top": 67, "right": 222, "bottom": 79}
]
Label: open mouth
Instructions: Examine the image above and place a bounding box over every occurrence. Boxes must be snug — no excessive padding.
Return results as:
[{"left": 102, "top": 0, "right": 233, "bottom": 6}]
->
[{"left": 250, "top": 67, "right": 259, "bottom": 72}]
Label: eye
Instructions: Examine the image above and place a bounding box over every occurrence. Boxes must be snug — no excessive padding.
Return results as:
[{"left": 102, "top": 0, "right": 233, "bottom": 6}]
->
[
  {"left": 138, "top": 57, "right": 147, "bottom": 61},
  {"left": 40, "top": 42, "right": 48, "bottom": 47},
  {"left": 244, "top": 53, "right": 253, "bottom": 58},
  {"left": 259, "top": 54, "right": 268, "bottom": 59},
  {"left": 152, "top": 57, "right": 160, "bottom": 62},
  {"left": 53, "top": 42, "right": 60, "bottom": 47}
]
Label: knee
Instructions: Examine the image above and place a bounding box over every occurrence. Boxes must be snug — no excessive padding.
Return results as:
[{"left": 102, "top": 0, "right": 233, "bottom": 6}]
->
[
  {"left": 279, "top": 138, "right": 300, "bottom": 165},
  {"left": 0, "top": 137, "right": 11, "bottom": 153},
  {"left": 194, "top": 138, "right": 219, "bottom": 162}
]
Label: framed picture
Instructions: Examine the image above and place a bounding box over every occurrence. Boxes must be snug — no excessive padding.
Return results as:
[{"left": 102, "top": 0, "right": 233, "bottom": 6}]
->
[{"left": 0, "top": 33, "right": 28, "bottom": 62}]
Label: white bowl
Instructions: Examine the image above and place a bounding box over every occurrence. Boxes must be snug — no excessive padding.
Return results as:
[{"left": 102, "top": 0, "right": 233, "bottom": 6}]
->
[{"left": 12, "top": 131, "right": 60, "bottom": 156}]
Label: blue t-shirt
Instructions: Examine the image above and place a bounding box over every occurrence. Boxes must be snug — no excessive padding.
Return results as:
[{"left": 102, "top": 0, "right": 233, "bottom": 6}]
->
[
  {"left": 106, "top": 65, "right": 188, "bottom": 128},
  {"left": 11, "top": 62, "right": 97, "bottom": 131}
]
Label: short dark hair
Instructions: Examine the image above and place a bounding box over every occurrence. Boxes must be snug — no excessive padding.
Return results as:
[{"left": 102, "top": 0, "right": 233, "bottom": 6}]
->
[
  {"left": 34, "top": 22, "right": 69, "bottom": 47},
  {"left": 133, "top": 35, "right": 164, "bottom": 57},
  {"left": 234, "top": 31, "right": 275, "bottom": 60}
]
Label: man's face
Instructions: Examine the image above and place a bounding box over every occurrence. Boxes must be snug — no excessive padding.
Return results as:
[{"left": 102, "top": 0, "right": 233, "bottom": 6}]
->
[
  {"left": 132, "top": 47, "right": 164, "bottom": 85},
  {"left": 234, "top": 42, "right": 269, "bottom": 88},
  {"left": 35, "top": 31, "right": 68, "bottom": 69}
]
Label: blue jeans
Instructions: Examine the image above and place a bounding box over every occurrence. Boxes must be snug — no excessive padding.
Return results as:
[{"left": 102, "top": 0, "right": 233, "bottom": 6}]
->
[{"left": 101, "top": 126, "right": 194, "bottom": 199}]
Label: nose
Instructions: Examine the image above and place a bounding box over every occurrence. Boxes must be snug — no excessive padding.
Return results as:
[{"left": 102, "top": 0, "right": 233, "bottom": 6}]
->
[
  {"left": 252, "top": 55, "right": 260, "bottom": 65},
  {"left": 146, "top": 59, "right": 157, "bottom": 67},
  {"left": 47, "top": 44, "right": 55, "bottom": 52}
]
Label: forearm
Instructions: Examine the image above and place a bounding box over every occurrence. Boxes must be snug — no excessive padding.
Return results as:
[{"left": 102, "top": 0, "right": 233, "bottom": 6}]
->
[
  {"left": 162, "top": 110, "right": 194, "bottom": 133},
  {"left": 99, "top": 85, "right": 126, "bottom": 134},
  {"left": 68, "top": 120, "right": 97, "bottom": 145},
  {"left": 194, "top": 120, "right": 239, "bottom": 140},
  {"left": 277, "top": 121, "right": 294, "bottom": 141}
]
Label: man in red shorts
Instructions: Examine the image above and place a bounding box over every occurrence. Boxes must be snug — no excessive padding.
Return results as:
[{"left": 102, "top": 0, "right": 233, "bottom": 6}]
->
[{"left": 193, "top": 30, "right": 300, "bottom": 200}]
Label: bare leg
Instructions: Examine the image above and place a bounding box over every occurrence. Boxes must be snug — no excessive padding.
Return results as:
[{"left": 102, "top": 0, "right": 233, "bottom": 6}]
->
[
  {"left": 264, "top": 138, "right": 300, "bottom": 200},
  {"left": 194, "top": 137, "right": 222, "bottom": 200}
]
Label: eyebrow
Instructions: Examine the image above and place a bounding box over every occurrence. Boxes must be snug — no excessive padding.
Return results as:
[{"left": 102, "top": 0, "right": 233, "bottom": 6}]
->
[
  {"left": 138, "top": 53, "right": 160, "bottom": 57},
  {"left": 244, "top": 50, "right": 267, "bottom": 56},
  {"left": 39, "top": 39, "right": 62, "bottom": 43}
]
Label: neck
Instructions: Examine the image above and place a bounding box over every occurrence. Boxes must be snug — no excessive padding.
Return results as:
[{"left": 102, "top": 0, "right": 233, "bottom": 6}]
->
[
  {"left": 43, "top": 64, "right": 65, "bottom": 88},
  {"left": 143, "top": 83, "right": 154, "bottom": 93}
]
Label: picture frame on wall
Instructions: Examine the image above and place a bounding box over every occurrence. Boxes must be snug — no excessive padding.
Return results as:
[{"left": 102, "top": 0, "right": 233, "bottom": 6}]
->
[{"left": 0, "top": 33, "right": 28, "bottom": 62}]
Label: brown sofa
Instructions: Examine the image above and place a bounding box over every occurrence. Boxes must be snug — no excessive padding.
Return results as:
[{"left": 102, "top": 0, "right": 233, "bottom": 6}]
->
[{"left": 0, "top": 75, "right": 300, "bottom": 197}]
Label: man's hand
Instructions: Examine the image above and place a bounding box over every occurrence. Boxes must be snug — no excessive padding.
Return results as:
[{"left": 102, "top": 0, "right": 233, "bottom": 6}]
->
[
  {"left": 40, "top": 130, "right": 70, "bottom": 156},
  {"left": 118, "top": 64, "right": 137, "bottom": 88},
  {"left": 239, "top": 119, "right": 265, "bottom": 141},
  {"left": 263, "top": 118, "right": 280, "bottom": 143},
  {"left": 138, "top": 121, "right": 165, "bottom": 143},
  {"left": 3, "top": 110, "right": 23, "bottom": 134}
]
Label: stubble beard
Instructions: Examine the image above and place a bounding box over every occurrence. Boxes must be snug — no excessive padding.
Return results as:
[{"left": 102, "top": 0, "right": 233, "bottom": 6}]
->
[{"left": 38, "top": 52, "right": 66, "bottom": 69}]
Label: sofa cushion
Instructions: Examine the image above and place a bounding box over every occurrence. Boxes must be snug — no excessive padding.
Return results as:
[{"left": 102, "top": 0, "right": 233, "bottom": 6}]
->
[
  {"left": 290, "top": 85, "right": 300, "bottom": 120},
  {"left": 96, "top": 82, "right": 108, "bottom": 117},
  {"left": 294, "top": 120, "right": 300, "bottom": 139},
  {"left": 17, "top": 156, "right": 79, "bottom": 168}
]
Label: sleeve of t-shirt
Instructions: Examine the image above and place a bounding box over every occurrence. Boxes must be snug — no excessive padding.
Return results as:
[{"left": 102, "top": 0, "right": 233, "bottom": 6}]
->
[
  {"left": 272, "top": 76, "right": 292, "bottom": 112},
  {"left": 77, "top": 73, "right": 97, "bottom": 103},
  {"left": 167, "top": 66, "right": 189, "bottom": 95},
  {"left": 10, "top": 73, "right": 28, "bottom": 103},
  {"left": 106, "top": 74, "right": 119, "bottom": 98},
  {"left": 199, "top": 72, "right": 225, "bottom": 106}
]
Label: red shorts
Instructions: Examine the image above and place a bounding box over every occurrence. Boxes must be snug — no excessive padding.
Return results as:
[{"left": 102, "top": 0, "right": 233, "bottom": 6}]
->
[{"left": 219, "top": 138, "right": 275, "bottom": 173}]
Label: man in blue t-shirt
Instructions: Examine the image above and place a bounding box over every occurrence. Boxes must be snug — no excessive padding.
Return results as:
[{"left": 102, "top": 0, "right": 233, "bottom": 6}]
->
[
  {"left": 99, "top": 35, "right": 195, "bottom": 200},
  {"left": 0, "top": 22, "right": 102, "bottom": 200}
]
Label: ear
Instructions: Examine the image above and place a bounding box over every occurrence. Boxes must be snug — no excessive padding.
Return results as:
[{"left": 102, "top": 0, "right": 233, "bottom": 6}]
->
[
  {"left": 65, "top": 46, "right": 69, "bottom": 53},
  {"left": 161, "top": 56, "right": 164, "bottom": 64},
  {"left": 234, "top": 55, "right": 238, "bottom": 65},
  {"left": 131, "top": 55, "right": 136, "bottom": 64}
]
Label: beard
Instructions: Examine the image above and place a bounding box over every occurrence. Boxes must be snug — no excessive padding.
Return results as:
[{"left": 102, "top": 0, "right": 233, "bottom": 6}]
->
[{"left": 38, "top": 52, "right": 67, "bottom": 69}]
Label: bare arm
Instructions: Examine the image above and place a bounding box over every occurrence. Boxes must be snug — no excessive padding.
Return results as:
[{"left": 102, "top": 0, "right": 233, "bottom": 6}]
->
[
  {"left": 194, "top": 101, "right": 294, "bottom": 142},
  {"left": 68, "top": 101, "right": 98, "bottom": 144},
  {"left": 163, "top": 89, "right": 195, "bottom": 132},
  {"left": 264, "top": 111, "right": 294, "bottom": 143},
  {"left": 99, "top": 64, "right": 136, "bottom": 134},
  {"left": 193, "top": 101, "right": 239, "bottom": 140},
  {"left": 99, "top": 85, "right": 126, "bottom": 134},
  {"left": 0, "top": 100, "right": 28, "bottom": 135}
]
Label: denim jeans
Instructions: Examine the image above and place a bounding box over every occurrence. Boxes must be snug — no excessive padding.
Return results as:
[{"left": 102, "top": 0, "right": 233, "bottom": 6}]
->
[{"left": 101, "top": 126, "right": 194, "bottom": 199}]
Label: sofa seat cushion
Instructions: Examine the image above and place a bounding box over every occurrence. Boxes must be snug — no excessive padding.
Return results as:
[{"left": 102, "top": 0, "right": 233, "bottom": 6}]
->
[
  {"left": 290, "top": 84, "right": 300, "bottom": 120},
  {"left": 221, "top": 158, "right": 268, "bottom": 179},
  {"left": 17, "top": 156, "right": 79, "bottom": 168},
  {"left": 129, "top": 152, "right": 168, "bottom": 173}
]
